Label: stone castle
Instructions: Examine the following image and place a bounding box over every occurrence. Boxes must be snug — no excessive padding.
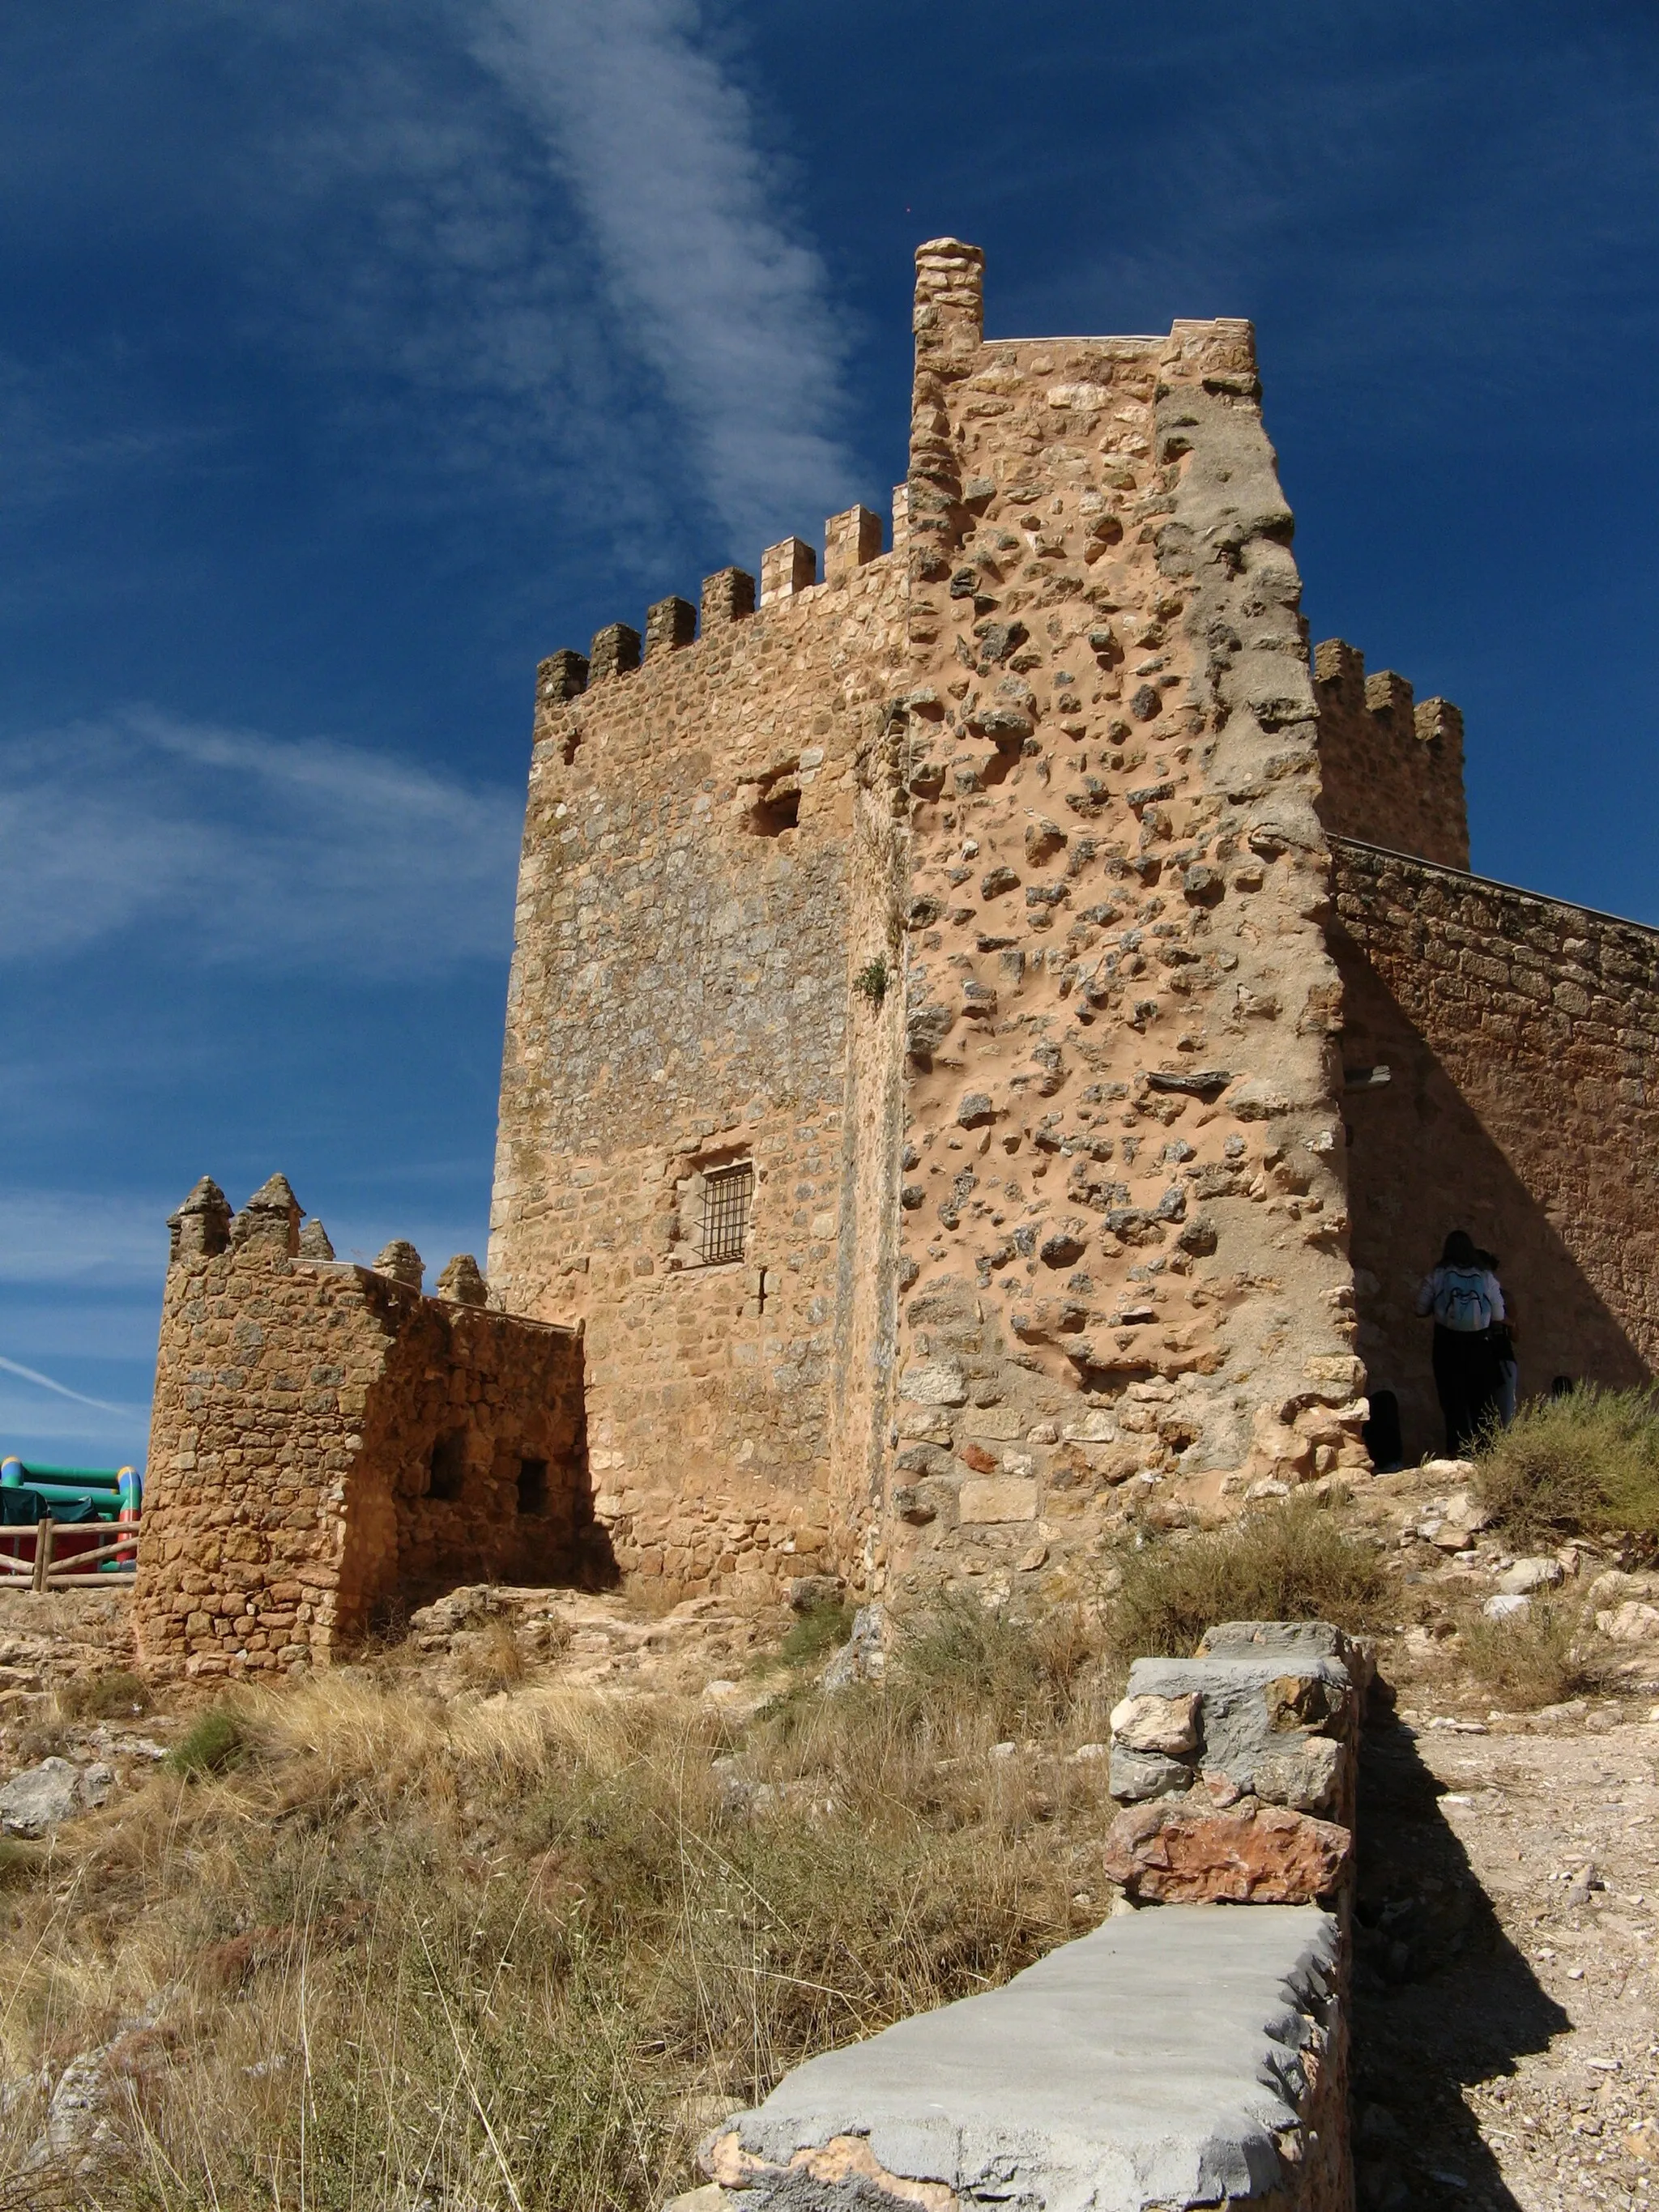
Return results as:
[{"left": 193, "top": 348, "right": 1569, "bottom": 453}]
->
[{"left": 134, "top": 239, "right": 1659, "bottom": 1676}]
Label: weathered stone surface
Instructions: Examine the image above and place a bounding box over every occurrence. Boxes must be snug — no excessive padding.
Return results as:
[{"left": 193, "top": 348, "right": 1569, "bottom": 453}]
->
[
  {"left": 476, "top": 240, "right": 1369, "bottom": 1608},
  {"left": 822, "top": 1604, "right": 890, "bottom": 1690},
  {"left": 1313, "top": 638, "right": 1468, "bottom": 871},
  {"left": 434, "top": 1253, "right": 488, "bottom": 1307},
  {"left": 1598, "top": 1600, "right": 1659, "bottom": 1643},
  {"left": 0, "top": 1757, "right": 83, "bottom": 1835},
  {"left": 1483, "top": 1592, "right": 1531, "bottom": 1621},
  {"left": 1333, "top": 837, "right": 1659, "bottom": 1464},
  {"left": 1107, "top": 1745, "right": 1194, "bottom": 1804},
  {"left": 1111, "top": 1624, "right": 1367, "bottom": 1829},
  {"left": 1500, "top": 1557, "right": 1564, "bottom": 1595},
  {"left": 137, "top": 1193, "right": 586, "bottom": 1677},
  {"left": 373, "top": 1239, "right": 424, "bottom": 1289},
  {"left": 1103, "top": 1795, "right": 1351, "bottom": 1904},
  {"left": 1110, "top": 1692, "right": 1201, "bottom": 1756},
  {"left": 899, "top": 1362, "right": 968, "bottom": 1407},
  {"left": 700, "top": 1903, "right": 1346, "bottom": 2210},
  {"left": 957, "top": 1477, "right": 1038, "bottom": 1524}
]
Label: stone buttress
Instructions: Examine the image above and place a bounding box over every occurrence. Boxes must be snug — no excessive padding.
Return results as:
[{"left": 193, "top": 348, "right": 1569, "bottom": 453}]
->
[{"left": 884, "top": 241, "right": 1366, "bottom": 1596}]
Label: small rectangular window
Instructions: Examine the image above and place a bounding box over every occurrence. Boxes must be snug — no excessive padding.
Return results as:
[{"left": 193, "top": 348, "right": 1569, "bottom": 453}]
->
[
  {"left": 517, "top": 1457, "right": 548, "bottom": 1516},
  {"left": 700, "top": 1161, "right": 753, "bottom": 1265}
]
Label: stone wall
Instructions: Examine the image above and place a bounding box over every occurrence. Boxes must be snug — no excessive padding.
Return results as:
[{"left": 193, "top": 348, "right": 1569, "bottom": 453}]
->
[
  {"left": 1331, "top": 840, "right": 1659, "bottom": 1460},
  {"left": 684, "top": 1621, "right": 1364, "bottom": 2212},
  {"left": 884, "top": 242, "right": 1367, "bottom": 1600},
  {"left": 487, "top": 236, "right": 1372, "bottom": 1608},
  {"left": 1312, "top": 638, "right": 1467, "bottom": 869},
  {"left": 487, "top": 516, "right": 910, "bottom": 1600},
  {"left": 135, "top": 1176, "right": 586, "bottom": 1678}
]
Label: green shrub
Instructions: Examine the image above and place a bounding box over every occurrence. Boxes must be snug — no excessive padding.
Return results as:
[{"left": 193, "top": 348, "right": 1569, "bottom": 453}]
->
[
  {"left": 166, "top": 1706, "right": 244, "bottom": 1776},
  {"left": 853, "top": 957, "right": 889, "bottom": 1005},
  {"left": 778, "top": 1599, "right": 855, "bottom": 1667},
  {"left": 893, "top": 1590, "right": 1098, "bottom": 1737},
  {"left": 1477, "top": 1385, "right": 1659, "bottom": 1543},
  {"left": 1110, "top": 1494, "right": 1388, "bottom": 1660}
]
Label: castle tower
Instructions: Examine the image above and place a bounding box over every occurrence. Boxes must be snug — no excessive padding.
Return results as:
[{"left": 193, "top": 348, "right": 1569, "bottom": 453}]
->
[{"left": 488, "top": 241, "right": 1369, "bottom": 1602}]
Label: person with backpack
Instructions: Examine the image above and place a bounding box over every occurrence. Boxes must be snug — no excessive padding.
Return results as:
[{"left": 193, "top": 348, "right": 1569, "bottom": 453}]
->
[{"left": 1414, "top": 1230, "right": 1505, "bottom": 1455}]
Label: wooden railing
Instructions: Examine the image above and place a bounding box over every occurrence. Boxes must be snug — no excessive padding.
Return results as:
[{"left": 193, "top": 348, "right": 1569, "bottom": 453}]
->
[{"left": 0, "top": 1520, "right": 138, "bottom": 1589}]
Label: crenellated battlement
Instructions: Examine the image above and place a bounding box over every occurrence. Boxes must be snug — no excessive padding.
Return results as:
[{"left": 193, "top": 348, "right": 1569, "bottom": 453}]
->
[
  {"left": 533, "top": 500, "right": 896, "bottom": 719},
  {"left": 164, "top": 1172, "right": 495, "bottom": 1311},
  {"left": 134, "top": 226, "right": 1659, "bottom": 1657},
  {"left": 1312, "top": 636, "right": 1469, "bottom": 869}
]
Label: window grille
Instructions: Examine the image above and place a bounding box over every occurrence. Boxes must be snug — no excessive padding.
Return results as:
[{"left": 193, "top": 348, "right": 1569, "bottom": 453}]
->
[{"left": 699, "top": 1161, "right": 753, "bottom": 1265}]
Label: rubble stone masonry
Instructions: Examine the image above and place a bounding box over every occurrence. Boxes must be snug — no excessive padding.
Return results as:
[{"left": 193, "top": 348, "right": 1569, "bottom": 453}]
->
[
  {"left": 136, "top": 1175, "right": 586, "bottom": 1677},
  {"left": 1311, "top": 638, "right": 1468, "bottom": 869},
  {"left": 1332, "top": 841, "right": 1659, "bottom": 1460},
  {"left": 489, "top": 238, "right": 1370, "bottom": 1609},
  {"left": 885, "top": 242, "right": 1367, "bottom": 1594},
  {"left": 487, "top": 504, "right": 910, "bottom": 1596},
  {"left": 134, "top": 233, "right": 1659, "bottom": 1649}
]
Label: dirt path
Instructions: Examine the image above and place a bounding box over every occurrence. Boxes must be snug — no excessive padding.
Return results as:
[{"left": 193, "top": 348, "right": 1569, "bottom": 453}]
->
[{"left": 1354, "top": 1702, "right": 1659, "bottom": 2210}]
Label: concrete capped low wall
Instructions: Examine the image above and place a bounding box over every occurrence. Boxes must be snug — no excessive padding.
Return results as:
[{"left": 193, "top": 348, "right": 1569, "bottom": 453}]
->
[
  {"left": 697, "top": 1906, "right": 1346, "bottom": 2212},
  {"left": 679, "top": 1620, "right": 1363, "bottom": 2212}
]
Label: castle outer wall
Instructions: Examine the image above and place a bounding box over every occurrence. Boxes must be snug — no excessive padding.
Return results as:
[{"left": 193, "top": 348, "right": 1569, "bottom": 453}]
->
[
  {"left": 128, "top": 235, "right": 1659, "bottom": 1663},
  {"left": 492, "top": 241, "right": 1372, "bottom": 1607},
  {"left": 1330, "top": 840, "right": 1659, "bottom": 1460}
]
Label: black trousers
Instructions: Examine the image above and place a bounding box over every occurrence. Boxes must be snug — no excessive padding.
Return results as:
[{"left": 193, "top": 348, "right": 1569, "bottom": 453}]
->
[{"left": 1431, "top": 1327, "right": 1502, "bottom": 1456}]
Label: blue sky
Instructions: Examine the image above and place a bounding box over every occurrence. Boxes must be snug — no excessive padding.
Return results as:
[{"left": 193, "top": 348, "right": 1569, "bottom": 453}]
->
[{"left": 3, "top": 0, "right": 1657, "bottom": 1469}]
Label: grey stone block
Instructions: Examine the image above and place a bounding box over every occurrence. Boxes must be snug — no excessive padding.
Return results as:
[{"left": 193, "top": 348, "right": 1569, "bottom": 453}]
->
[
  {"left": 707, "top": 1905, "right": 1341, "bottom": 2210},
  {"left": 1107, "top": 1746, "right": 1194, "bottom": 1803}
]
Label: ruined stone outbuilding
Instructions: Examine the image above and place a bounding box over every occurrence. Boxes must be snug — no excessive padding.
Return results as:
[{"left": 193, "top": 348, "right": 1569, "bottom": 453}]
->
[
  {"left": 136, "top": 237, "right": 1659, "bottom": 1670},
  {"left": 134, "top": 1175, "right": 587, "bottom": 1677}
]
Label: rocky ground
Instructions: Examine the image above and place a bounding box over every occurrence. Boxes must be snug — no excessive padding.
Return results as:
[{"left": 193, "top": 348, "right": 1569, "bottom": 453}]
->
[
  {"left": 1354, "top": 1702, "right": 1657, "bottom": 2211},
  {"left": 0, "top": 1466, "right": 1656, "bottom": 2210}
]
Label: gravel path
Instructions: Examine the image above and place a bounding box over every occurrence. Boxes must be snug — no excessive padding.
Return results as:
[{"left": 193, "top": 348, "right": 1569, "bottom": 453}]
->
[{"left": 1354, "top": 1703, "right": 1658, "bottom": 2210}]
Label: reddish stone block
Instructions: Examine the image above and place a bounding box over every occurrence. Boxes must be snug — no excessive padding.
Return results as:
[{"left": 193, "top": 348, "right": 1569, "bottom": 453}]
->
[{"left": 1102, "top": 1796, "right": 1352, "bottom": 1905}]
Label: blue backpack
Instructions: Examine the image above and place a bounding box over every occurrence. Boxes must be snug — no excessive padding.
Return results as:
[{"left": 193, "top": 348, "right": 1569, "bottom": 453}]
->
[{"left": 1435, "top": 1267, "right": 1494, "bottom": 1333}]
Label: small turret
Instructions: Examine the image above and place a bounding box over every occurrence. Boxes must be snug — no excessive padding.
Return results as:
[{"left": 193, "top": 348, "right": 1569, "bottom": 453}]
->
[
  {"left": 230, "top": 1174, "right": 302, "bottom": 1258},
  {"left": 167, "top": 1176, "right": 232, "bottom": 1264},
  {"left": 436, "top": 1253, "right": 488, "bottom": 1308},
  {"left": 374, "top": 1238, "right": 424, "bottom": 1290}
]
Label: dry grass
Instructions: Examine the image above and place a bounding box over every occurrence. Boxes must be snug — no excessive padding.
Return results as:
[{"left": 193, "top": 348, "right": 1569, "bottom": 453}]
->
[
  {"left": 0, "top": 1617, "right": 1110, "bottom": 2212},
  {"left": 1457, "top": 1600, "right": 1607, "bottom": 1710},
  {"left": 54, "top": 1672, "right": 151, "bottom": 1724},
  {"left": 1109, "top": 1493, "right": 1389, "bottom": 1660},
  {"left": 1477, "top": 1385, "right": 1659, "bottom": 1545},
  {"left": 455, "top": 1616, "right": 530, "bottom": 1693}
]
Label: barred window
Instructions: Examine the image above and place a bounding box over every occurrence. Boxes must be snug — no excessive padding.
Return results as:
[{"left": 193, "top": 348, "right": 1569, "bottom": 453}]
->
[{"left": 699, "top": 1161, "right": 754, "bottom": 1265}]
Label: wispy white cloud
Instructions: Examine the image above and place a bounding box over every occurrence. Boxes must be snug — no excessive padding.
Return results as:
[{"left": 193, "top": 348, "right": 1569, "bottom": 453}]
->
[
  {"left": 467, "top": 0, "right": 860, "bottom": 544},
  {"left": 0, "top": 1354, "right": 140, "bottom": 1420},
  {"left": 0, "top": 709, "right": 521, "bottom": 974},
  {"left": 0, "top": 2, "right": 866, "bottom": 567}
]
